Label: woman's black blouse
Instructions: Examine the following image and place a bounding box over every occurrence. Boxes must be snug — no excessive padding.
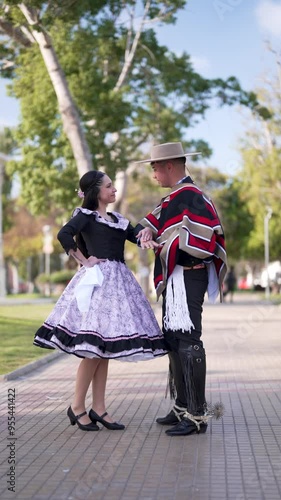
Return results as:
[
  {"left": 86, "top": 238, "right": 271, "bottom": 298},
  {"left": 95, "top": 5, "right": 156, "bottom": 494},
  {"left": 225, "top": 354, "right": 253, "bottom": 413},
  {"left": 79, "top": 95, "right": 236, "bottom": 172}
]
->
[{"left": 57, "top": 210, "right": 137, "bottom": 263}]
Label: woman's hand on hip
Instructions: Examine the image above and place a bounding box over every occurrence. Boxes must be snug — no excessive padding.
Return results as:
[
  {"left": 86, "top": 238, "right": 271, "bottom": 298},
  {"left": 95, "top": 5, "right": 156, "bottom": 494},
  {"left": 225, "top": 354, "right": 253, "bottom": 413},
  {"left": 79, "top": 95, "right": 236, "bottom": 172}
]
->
[{"left": 84, "top": 256, "right": 106, "bottom": 267}]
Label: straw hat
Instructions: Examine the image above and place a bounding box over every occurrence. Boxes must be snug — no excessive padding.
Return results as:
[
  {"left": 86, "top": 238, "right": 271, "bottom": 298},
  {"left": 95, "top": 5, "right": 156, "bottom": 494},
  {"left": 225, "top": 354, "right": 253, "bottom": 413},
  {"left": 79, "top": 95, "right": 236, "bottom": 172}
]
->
[{"left": 135, "top": 142, "right": 201, "bottom": 163}]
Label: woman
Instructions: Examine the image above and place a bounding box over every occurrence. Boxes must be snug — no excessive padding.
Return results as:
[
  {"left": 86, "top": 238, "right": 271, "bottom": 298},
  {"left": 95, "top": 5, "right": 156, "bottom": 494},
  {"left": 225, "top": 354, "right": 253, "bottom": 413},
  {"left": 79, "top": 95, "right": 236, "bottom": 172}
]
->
[{"left": 34, "top": 171, "right": 167, "bottom": 431}]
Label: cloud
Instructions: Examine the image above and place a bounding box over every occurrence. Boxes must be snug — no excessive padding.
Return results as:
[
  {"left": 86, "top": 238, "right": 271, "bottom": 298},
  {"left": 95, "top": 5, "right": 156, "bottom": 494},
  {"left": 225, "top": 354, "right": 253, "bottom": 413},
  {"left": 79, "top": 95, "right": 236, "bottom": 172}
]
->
[{"left": 256, "top": 1, "right": 281, "bottom": 38}]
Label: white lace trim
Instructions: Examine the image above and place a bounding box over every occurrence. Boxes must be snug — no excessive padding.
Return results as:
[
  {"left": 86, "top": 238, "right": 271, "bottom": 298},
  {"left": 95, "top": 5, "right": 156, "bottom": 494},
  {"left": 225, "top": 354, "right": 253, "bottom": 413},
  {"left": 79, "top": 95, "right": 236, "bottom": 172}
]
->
[{"left": 72, "top": 207, "right": 130, "bottom": 231}]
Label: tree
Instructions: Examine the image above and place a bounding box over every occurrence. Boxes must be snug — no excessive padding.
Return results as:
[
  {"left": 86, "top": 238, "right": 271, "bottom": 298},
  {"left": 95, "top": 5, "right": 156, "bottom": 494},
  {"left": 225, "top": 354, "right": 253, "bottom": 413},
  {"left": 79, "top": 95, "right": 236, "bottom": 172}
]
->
[
  {"left": 214, "top": 178, "right": 254, "bottom": 261},
  {"left": 0, "top": 127, "right": 15, "bottom": 229},
  {"left": 0, "top": 1, "right": 108, "bottom": 176},
  {"left": 3, "top": 199, "right": 65, "bottom": 294},
  {"left": 1, "top": 0, "right": 261, "bottom": 215},
  {"left": 237, "top": 51, "right": 281, "bottom": 261},
  {"left": 0, "top": 127, "right": 17, "bottom": 296}
]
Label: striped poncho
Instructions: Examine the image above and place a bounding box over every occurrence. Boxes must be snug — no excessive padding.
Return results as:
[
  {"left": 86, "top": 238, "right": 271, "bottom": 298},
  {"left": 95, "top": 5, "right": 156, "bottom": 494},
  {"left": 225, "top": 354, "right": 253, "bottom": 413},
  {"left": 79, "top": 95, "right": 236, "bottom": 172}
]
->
[{"left": 137, "top": 178, "right": 227, "bottom": 301}]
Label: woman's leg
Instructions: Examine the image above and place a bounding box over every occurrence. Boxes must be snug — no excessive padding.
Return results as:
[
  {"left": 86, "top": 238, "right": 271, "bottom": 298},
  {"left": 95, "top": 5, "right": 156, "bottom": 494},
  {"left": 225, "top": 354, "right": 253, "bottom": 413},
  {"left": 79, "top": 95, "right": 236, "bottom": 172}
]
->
[
  {"left": 72, "top": 358, "right": 101, "bottom": 424},
  {"left": 91, "top": 359, "right": 114, "bottom": 422}
]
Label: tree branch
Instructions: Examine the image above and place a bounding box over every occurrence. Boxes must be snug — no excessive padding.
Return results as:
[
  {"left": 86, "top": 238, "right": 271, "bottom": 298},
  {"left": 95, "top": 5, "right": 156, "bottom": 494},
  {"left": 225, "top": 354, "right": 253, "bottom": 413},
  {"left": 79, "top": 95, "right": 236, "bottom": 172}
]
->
[
  {"left": 18, "top": 3, "right": 40, "bottom": 26},
  {"left": 0, "top": 17, "right": 33, "bottom": 47},
  {"left": 1, "top": 59, "right": 15, "bottom": 70},
  {"left": 114, "top": 0, "right": 151, "bottom": 92}
]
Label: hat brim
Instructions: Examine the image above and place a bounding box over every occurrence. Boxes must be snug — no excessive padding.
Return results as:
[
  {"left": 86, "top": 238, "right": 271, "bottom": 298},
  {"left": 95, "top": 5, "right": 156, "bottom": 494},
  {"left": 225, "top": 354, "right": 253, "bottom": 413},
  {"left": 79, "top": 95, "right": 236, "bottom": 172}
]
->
[{"left": 134, "top": 152, "right": 201, "bottom": 164}]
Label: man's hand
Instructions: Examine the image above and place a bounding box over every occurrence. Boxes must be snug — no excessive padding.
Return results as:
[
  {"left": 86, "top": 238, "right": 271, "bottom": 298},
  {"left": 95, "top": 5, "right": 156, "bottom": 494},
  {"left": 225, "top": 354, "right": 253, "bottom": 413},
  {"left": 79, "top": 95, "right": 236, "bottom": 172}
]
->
[
  {"left": 136, "top": 228, "right": 162, "bottom": 249},
  {"left": 136, "top": 227, "right": 153, "bottom": 241},
  {"left": 140, "top": 240, "right": 161, "bottom": 250}
]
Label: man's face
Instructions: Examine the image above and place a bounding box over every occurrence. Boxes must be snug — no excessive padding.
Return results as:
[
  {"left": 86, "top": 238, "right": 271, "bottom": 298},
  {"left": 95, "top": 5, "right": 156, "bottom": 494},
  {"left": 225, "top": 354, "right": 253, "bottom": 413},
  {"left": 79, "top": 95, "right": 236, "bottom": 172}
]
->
[{"left": 151, "top": 161, "right": 171, "bottom": 187}]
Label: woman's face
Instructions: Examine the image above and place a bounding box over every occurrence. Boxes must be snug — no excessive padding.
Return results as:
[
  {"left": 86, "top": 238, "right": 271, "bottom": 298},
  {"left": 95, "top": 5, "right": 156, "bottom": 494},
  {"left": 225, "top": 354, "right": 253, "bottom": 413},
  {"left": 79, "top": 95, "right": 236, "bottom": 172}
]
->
[{"left": 98, "top": 175, "right": 117, "bottom": 206}]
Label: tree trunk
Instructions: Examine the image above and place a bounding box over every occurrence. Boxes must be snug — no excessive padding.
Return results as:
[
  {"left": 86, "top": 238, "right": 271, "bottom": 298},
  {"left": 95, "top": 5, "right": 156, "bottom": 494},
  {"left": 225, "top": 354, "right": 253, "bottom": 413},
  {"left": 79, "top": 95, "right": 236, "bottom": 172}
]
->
[
  {"left": 19, "top": 4, "right": 92, "bottom": 177},
  {"left": 0, "top": 156, "right": 7, "bottom": 297}
]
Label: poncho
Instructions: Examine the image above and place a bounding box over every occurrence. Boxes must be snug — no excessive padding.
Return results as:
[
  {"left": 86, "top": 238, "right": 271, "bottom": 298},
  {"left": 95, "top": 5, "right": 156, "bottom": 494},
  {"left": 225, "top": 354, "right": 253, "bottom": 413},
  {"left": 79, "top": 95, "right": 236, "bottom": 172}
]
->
[{"left": 138, "top": 179, "right": 227, "bottom": 301}]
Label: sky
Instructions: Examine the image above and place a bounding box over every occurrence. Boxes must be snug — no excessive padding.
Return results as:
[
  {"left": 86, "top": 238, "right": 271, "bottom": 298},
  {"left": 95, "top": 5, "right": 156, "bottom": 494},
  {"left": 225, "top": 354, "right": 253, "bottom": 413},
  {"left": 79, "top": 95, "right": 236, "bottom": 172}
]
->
[
  {"left": 154, "top": 0, "right": 281, "bottom": 174},
  {"left": 1, "top": 0, "right": 281, "bottom": 175}
]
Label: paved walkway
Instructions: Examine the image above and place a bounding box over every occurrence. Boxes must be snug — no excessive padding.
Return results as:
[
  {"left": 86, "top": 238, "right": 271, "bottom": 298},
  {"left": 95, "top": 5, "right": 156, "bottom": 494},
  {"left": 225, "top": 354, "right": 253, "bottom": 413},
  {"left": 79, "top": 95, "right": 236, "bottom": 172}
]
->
[{"left": 1, "top": 296, "right": 281, "bottom": 500}]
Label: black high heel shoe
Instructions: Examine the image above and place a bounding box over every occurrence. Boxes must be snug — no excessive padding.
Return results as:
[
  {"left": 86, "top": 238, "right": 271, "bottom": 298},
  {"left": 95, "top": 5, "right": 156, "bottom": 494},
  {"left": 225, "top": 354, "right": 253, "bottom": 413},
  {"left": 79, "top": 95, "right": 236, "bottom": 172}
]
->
[
  {"left": 89, "top": 409, "right": 125, "bottom": 430},
  {"left": 67, "top": 406, "right": 99, "bottom": 431}
]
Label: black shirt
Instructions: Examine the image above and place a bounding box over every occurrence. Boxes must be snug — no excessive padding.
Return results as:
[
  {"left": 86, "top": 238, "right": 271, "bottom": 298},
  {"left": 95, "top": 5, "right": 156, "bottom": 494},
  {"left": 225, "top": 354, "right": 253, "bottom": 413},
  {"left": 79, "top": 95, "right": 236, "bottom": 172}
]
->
[{"left": 58, "top": 209, "right": 137, "bottom": 263}]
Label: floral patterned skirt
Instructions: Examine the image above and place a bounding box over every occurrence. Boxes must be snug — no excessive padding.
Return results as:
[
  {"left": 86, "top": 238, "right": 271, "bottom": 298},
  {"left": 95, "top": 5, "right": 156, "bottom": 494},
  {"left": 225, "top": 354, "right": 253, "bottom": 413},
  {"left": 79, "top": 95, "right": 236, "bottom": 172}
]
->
[{"left": 34, "top": 260, "right": 168, "bottom": 361}]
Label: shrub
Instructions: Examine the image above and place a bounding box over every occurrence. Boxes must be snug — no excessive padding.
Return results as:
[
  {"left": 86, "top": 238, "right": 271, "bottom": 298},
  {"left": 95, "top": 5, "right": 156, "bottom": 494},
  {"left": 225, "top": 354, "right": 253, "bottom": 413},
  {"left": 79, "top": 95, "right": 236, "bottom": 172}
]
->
[
  {"left": 36, "top": 270, "right": 75, "bottom": 285},
  {"left": 49, "top": 270, "right": 76, "bottom": 284}
]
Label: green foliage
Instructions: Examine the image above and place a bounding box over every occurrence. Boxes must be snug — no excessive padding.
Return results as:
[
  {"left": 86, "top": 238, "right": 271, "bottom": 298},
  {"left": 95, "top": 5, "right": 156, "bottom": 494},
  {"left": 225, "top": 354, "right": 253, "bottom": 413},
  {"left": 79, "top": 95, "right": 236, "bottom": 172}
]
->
[
  {"left": 1, "top": 1, "right": 262, "bottom": 216},
  {"left": 239, "top": 148, "right": 281, "bottom": 259},
  {"left": 0, "top": 127, "right": 16, "bottom": 155},
  {"left": 214, "top": 178, "right": 254, "bottom": 261},
  {"left": 36, "top": 269, "right": 75, "bottom": 284},
  {"left": 0, "top": 127, "right": 18, "bottom": 230},
  {"left": 237, "top": 62, "right": 281, "bottom": 261},
  {"left": 3, "top": 201, "right": 62, "bottom": 262},
  {"left": 191, "top": 165, "right": 227, "bottom": 192}
]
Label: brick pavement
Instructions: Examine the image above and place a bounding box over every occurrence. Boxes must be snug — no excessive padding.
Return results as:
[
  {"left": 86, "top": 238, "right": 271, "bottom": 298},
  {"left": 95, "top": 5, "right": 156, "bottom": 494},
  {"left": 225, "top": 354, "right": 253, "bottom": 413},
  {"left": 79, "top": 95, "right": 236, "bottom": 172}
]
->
[{"left": 0, "top": 296, "right": 281, "bottom": 500}]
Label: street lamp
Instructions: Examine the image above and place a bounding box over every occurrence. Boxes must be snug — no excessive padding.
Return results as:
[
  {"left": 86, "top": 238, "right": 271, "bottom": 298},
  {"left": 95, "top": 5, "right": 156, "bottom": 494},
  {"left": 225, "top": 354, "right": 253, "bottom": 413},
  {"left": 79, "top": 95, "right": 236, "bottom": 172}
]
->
[
  {"left": 264, "top": 207, "right": 272, "bottom": 300},
  {"left": 42, "top": 225, "right": 53, "bottom": 296}
]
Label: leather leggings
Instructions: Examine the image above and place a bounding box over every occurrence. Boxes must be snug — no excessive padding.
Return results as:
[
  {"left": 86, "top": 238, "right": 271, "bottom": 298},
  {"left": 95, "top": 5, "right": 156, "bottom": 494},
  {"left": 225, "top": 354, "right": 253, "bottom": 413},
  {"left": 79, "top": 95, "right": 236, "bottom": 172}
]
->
[{"left": 163, "top": 267, "right": 208, "bottom": 414}]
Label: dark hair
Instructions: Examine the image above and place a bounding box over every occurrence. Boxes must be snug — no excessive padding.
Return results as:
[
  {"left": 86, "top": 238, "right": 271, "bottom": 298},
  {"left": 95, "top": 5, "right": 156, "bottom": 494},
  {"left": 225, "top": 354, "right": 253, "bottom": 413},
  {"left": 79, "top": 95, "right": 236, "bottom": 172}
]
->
[
  {"left": 75, "top": 171, "right": 104, "bottom": 257},
  {"left": 174, "top": 157, "right": 186, "bottom": 166},
  {"left": 80, "top": 171, "right": 105, "bottom": 211}
]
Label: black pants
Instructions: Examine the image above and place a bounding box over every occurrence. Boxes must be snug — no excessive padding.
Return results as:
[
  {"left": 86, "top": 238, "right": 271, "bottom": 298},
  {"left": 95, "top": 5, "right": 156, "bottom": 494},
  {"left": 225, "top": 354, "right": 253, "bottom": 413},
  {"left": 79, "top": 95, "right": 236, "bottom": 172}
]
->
[{"left": 162, "top": 267, "right": 208, "bottom": 414}]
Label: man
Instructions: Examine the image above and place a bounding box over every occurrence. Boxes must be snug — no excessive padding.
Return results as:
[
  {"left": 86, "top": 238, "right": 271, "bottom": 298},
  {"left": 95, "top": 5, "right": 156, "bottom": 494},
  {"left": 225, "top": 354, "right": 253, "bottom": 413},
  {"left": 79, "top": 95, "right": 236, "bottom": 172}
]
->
[
  {"left": 135, "top": 142, "right": 227, "bottom": 436},
  {"left": 223, "top": 265, "right": 237, "bottom": 303}
]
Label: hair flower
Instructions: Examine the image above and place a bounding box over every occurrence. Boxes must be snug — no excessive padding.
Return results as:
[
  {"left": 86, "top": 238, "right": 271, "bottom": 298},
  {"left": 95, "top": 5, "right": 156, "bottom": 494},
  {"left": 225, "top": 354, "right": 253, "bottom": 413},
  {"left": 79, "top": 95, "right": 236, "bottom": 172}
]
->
[{"left": 77, "top": 189, "right": 84, "bottom": 199}]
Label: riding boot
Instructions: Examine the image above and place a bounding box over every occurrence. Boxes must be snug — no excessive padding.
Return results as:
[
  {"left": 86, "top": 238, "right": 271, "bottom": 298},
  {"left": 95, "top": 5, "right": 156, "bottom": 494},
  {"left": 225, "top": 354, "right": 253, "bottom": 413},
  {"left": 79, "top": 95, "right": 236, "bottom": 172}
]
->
[
  {"left": 157, "top": 351, "right": 187, "bottom": 425},
  {"left": 168, "top": 351, "right": 187, "bottom": 408},
  {"left": 166, "top": 343, "right": 207, "bottom": 436},
  {"left": 179, "top": 342, "right": 206, "bottom": 414}
]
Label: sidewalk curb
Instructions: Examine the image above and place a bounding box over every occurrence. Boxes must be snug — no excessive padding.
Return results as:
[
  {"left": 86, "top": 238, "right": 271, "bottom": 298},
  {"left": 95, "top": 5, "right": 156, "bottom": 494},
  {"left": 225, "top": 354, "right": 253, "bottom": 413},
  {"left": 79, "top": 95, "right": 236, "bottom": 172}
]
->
[{"left": 0, "top": 351, "right": 64, "bottom": 381}]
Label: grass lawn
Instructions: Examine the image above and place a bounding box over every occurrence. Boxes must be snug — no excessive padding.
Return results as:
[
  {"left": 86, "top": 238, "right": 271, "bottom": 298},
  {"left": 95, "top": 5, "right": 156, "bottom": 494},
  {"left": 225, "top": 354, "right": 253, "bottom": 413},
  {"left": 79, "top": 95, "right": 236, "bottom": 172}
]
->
[{"left": 0, "top": 304, "right": 54, "bottom": 375}]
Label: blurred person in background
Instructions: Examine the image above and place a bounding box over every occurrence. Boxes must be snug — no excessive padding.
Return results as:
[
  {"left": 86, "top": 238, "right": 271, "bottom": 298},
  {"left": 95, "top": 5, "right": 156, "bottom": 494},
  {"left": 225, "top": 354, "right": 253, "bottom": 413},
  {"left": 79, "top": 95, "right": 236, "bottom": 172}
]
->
[{"left": 223, "top": 265, "right": 237, "bottom": 303}]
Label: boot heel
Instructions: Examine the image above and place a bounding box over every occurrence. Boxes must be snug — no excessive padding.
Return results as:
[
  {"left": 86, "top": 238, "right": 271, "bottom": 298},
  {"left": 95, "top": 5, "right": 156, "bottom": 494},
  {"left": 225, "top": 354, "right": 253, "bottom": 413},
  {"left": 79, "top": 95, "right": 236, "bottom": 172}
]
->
[
  {"left": 200, "top": 423, "right": 208, "bottom": 434},
  {"left": 67, "top": 406, "right": 76, "bottom": 425},
  {"left": 67, "top": 406, "right": 99, "bottom": 431}
]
